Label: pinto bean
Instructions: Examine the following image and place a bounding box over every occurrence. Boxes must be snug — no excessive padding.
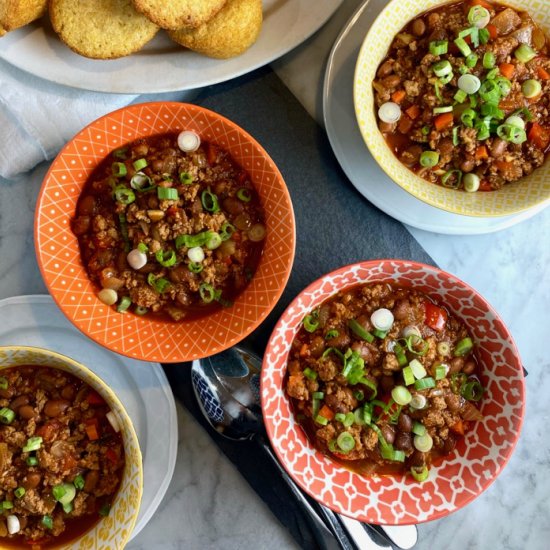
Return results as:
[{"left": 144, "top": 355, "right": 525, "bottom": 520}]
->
[
  {"left": 44, "top": 399, "right": 70, "bottom": 418},
  {"left": 377, "top": 60, "right": 394, "bottom": 78},
  {"left": 463, "top": 360, "right": 476, "bottom": 375},
  {"left": 132, "top": 143, "right": 148, "bottom": 157},
  {"left": 397, "top": 413, "right": 413, "bottom": 433},
  {"left": 437, "top": 138, "right": 454, "bottom": 156},
  {"left": 18, "top": 405, "right": 35, "bottom": 420},
  {"left": 399, "top": 145, "right": 422, "bottom": 165},
  {"left": 393, "top": 299, "right": 412, "bottom": 320},
  {"left": 409, "top": 450, "right": 427, "bottom": 467},
  {"left": 411, "top": 18, "right": 426, "bottom": 37},
  {"left": 309, "top": 336, "right": 326, "bottom": 359},
  {"left": 449, "top": 357, "right": 464, "bottom": 374},
  {"left": 61, "top": 386, "right": 76, "bottom": 400},
  {"left": 394, "top": 432, "right": 413, "bottom": 451},
  {"left": 442, "top": 433, "right": 457, "bottom": 454},
  {"left": 78, "top": 195, "right": 96, "bottom": 216},
  {"left": 72, "top": 216, "right": 91, "bottom": 235},
  {"left": 223, "top": 197, "right": 245, "bottom": 215},
  {"left": 379, "top": 121, "right": 396, "bottom": 133},
  {"left": 445, "top": 393, "right": 462, "bottom": 412},
  {"left": 381, "top": 424, "right": 395, "bottom": 445},
  {"left": 326, "top": 332, "right": 351, "bottom": 350},
  {"left": 84, "top": 470, "right": 100, "bottom": 492},
  {"left": 23, "top": 472, "right": 42, "bottom": 490},
  {"left": 490, "top": 138, "right": 507, "bottom": 157},
  {"left": 460, "top": 158, "right": 475, "bottom": 173},
  {"left": 381, "top": 75, "right": 401, "bottom": 89},
  {"left": 10, "top": 395, "right": 29, "bottom": 410}
]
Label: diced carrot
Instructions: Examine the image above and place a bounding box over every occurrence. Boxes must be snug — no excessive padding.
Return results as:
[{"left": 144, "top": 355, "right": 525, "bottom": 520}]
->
[
  {"left": 434, "top": 112, "right": 454, "bottom": 131},
  {"left": 537, "top": 67, "right": 550, "bottom": 80},
  {"left": 405, "top": 104, "right": 421, "bottom": 120},
  {"left": 470, "top": 0, "right": 492, "bottom": 9},
  {"left": 479, "top": 180, "right": 493, "bottom": 192},
  {"left": 87, "top": 391, "right": 105, "bottom": 405},
  {"left": 450, "top": 420, "right": 465, "bottom": 435},
  {"left": 498, "top": 98, "right": 521, "bottom": 112},
  {"left": 475, "top": 145, "right": 488, "bottom": 160},
  {"left": 398, "top": 115, "right": 414, "bottom": 134},
  {"left": 528, "top": 122, "right": 550, "bottom": 150},
  {"left": 391, "top": 90, "right": 406, "bottom": 104},
  {"left": 486, "top": 24, "right": 498, "bottom": 40},
  {"left": 495, "top": 160, "right": 514, "bottom": 172},
  {"left": 299, "top": 344, "right": 309, "bottom": 357},
  {"left": 318, "top": 404, "right": 335, "bottom": 421},
  {"left": 85, "top": 418, "right": 100, "bottom": 441},
  {"left": 498, "top": 63, "right": 515, "bottom": 79}
]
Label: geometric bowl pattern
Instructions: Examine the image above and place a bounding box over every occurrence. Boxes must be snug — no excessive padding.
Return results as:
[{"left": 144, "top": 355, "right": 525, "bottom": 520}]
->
[
  {"left": 261, "top": 260, "right": 525, "bottom": 525},
  {"left": 354, "top": 0, "right": 550, "bottom": 218},
  {"left": 35, "top": 102, "right": 295, "bottom": 363},
  {"left": 0, "top": 345, "right": 143, "bottom": 549}
]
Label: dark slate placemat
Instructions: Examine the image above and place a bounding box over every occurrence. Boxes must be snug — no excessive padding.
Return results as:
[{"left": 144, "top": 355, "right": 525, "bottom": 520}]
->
[{"left": 164, "top": 66, "right": 434, "bottom": 549}]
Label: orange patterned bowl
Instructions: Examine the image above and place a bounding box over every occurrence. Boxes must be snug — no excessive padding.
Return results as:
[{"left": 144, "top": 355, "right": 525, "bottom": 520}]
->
[
  {"left": 35, "top": 102, "right": 295, "bottom": 363},
  {"left": 261, "top": 260, "right": 525, "bottom": 525}
]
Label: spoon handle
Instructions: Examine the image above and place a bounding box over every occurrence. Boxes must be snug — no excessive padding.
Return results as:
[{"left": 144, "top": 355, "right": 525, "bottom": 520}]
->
[{"left": 257, "top": 438, "right": 390, "bottom": 550}]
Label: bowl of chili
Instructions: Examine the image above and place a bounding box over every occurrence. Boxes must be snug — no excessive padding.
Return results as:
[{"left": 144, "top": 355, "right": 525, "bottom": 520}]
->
[
  {"left": 0, "top": 345, "right": 142, "bottom": 548},
  {"left": 354, "top": 0, "right": 550, "bottom": 217},
  {"left": 262, "top": 260, "right": 525, "bottom": 524},
  {"left": 35, "top": 102, "right": 295, "bottom": 362}
]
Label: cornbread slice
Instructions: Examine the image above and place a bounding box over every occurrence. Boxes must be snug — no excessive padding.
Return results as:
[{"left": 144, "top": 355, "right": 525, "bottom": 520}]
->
[
  {"left": 50, "top": 0, "right": 159, "bottom": 59},
  {"left": 132, "top": 0, "right": 226, "bottom": 30},
  {"left": 169, "top": 0, "right": 262, "bottom": 59},
  {"left": 0, "top": 0, "right": 47, "bottom": 32}
]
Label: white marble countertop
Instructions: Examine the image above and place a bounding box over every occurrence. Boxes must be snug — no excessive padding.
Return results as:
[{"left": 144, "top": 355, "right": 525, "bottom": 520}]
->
[{"left": 1, "top": 1, "right": 549, "bottom": 549}]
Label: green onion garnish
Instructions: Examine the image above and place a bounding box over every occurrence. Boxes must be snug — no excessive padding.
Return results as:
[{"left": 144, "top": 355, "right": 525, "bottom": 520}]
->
[
  {"left": 315, "top": 415, "right": 329, "bottom": 426},
  {"left": 433, "top": 105, "right": 453, "bottom": 115},
  {"left": 130, "top": 172, "right": 152, "bottom": 190},
  {"left": 480, "top": 103, "right": 504, "bottom": 120},
  {"left": 461, "top": 379, "right": 484, "bottom": 402},
  {"left": 303, "top": 312, "right": 319, "bottom": 333},
  {"left": 479, "top": 27, "right": 490, "bottom": 44},
  {"left": 116, "top": 296, "right": 132, "bottom": 313},
  {"left": 303, "top": 367, "right": 317, "bottom": 381},
  {"left": 348, "top": 319, "right": 374, "bottom": 342},
  {"left": 482, "top": 51, "right": 496, "bottom": 69},
  {"left": 42, "top": 515, "right": 53, "bottom": 530},
  {"left": 429, "top": 40, "right": 448, "bottom": 56},
  {"left": 147, "top": 273, "right": 171, "bottom": 294},
  {"left": 132, "top": 158, "right": 148, "bottom": 171},
  {"left": 135, "top": 306, "right": 149, "bottom": 315},
  {"left": 461, "top": 108, "right": 476, "bottom": 128},
  {"left": 435, "top": 364, "right": 448, "bottom": 380},
  {"left": 393, "top": 343, "right": 408, "bottom": 366},
  {"left": 63, "top": 502, "right": 73, "bottom": 514},
  {"left": 354, "top": 390, "right": 364, "bottom": 401},
  {"left": 114, "top": 186, "right": 135, "bottom": 205},
  {"left": 336, "top": 432, "right": 355, "bottom": 453},
  {"left": 465, "top": 53, "right": 478, "bottom": 68},
  {"left": 112, "top": 147, "right": 128, "bottom": 160},
  {"left": 454, "top": 37, "right": 472, "bottom": 57},
  {"left": 157, "top": 187, "right": 178, "bottom": 201},
  {"left": 521, "top": 79, "right": 542, "bottom": 99},
  {"left": 421, "top": 126, "right": 430, "bottom": 136},
  {"left": 414, "top": 377, "right": 436, "bottom": 390},
  {"left": 438, "top": 72, "right": 453, "bottom": 85},
  {"left": 496, "top": 124, "right": 527, "bottom": 144},
  {"left": 372, "top": 328, "right": 388, "bottom": 339},
  {"left": 201, "top": 188, "right": 220, "bottom": 213},
  {"left": 412, "top": 421, "right": 426, "bottom": 436},
  {"left": 441, "top": 170, "right": 463, "bottom": 189},
  {"left": 22, "top": 436, "right": 43, "bottom": 453},
  {"left": 391, "top": 385, "right": 412, "bottom": 406},
  {"left": 410, "top": 465, "right": 429, "bottom": 482},
  {"left": 112, "top": 162, "right": 127, "bottom": 177},
  {"left": 409, "top": 359, "right": 427, "bottom": 379},
  {"left": 137, "top": 242, "right": 148, "bottom": 254},
  {"left": 452, "top": 126, "right": 460, "bottom": 146},
  {"left": 325, "top": 329, "right": 339, "bottom": 340},
  {"left": 485, "top": 67, "right": 499, "bottom": 80},
  {"left": 454, "top": 337, "right": 474, "bottom": 356},
  {"left": 468, "top": 5, "right": 490, "bottom": 28},
  {"left": 155, "top": 249, "right": 177, "bottom": 267},
  {"left": 179, "top": 172, "right": 193, "bottom": 185},
  {"left": 402, "top": 366, "right": 415, "bottom": 386},
  {"left": 188, "top": 262, "right": 203, "bottom": 274},
  {"left": 73, "top": 475, "right": 85, "bottom": 490},
  {"left": 514, "top": 44, "right": 537, "bottom": 63},
  {"left": 0, "top": 407, "right": 15, "bottom": 425},
  {"left": 432, "top": 60, "right": 452, "bottom": 78},
  {"left": 2, "top": 501, "right": 13, "bottom": 510},
  {"left": 220, "top": 222, "right": 235, "bottom": 241},
  {"left": 14, "top": 487, "right": 25, "bottom": 499},
  {"left": 236, "top": 188, "right": 252, "bottom": 202},
  {"left": 419, "top": 151, "right": 439, "bottom": 168},
  {"left": 479, "top": 79, "right": 502, "bottom": 103},
  {"left": 0, "top": 377, "right": 7, "bottom": 390},
  {"left": 206, "top": 232, "right": 222, "bottom": 250},
  {"left": 454, "top": 90, "right": 467, "bottom": 103},
  {"left": 199, "top": 283, "right": 218, "bottom": 304},
  {"left": 26, "top": 456, "right": 38, "bottom": 466}
]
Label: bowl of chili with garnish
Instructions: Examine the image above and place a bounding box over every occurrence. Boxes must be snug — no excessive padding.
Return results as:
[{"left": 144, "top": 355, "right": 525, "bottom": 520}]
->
[
  {"left": 262, "top": 260, "right": 525, "bottom": 525},
  {"left": 35, "top": 102, "right": 295, "bottom": 362},
  {"left": 0, "top": 346, "right": 142, "bottom": 549},
  {"left": 354, "top": 0, "right": 550, "bottom": 217}
]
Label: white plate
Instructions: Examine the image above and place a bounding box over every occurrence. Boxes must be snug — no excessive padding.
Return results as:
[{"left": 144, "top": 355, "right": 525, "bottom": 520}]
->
[
  {"left": 0, "top": 294, "right": 177, "bottom": 540},
  {"left": 0, "top": 0, "right": 343, "bottom": 94},
  {"left": 323, "top": 0, "right": 548, "bottom": 235}
]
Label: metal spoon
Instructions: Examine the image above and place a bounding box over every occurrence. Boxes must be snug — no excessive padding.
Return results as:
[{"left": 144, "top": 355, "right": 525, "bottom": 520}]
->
[{"left": 191, "top": 346, "right": 417, "bottom": 550}]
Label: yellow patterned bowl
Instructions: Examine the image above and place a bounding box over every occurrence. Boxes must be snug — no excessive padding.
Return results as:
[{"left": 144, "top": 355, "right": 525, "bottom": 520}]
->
[
  {"left": 354, "top": 0, "right": 550, "bottom": 217},
  {"left": 0, "top": 346, "right": 143, "bottom": 550}
]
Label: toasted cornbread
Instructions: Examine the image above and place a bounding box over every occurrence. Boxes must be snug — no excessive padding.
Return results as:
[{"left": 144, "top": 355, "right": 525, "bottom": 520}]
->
[
  {"left": 169, "top": 0, "right": 262, "bottom": 59},
  {"left": 49, "top": 0, "right": 159, "bottom": 59},
  {"left": 132, "top": 0, "right": 226, "bottom": 30},
  {"left": 0, "top": 0, "right": 47, "bottom": 32}
]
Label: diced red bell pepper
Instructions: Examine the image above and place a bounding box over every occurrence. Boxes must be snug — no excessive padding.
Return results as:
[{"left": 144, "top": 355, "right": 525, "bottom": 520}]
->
[
  {"left": 424, "top": 301, "right": 447, "bottom": 332},
  {"left": 85, "top": 418, "right": 100, "bottom": 441},
  {"left": 87, "top": 391, "right": 105, "bottom": 405},
  {"left": 105, "top": 448, "right": 118, "bottom": 464}
]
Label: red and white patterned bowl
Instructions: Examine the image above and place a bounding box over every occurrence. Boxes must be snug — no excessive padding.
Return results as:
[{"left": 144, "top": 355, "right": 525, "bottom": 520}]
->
[
  {"left": 261, "top": 260, "right": 525, "bottom": 525},
  {"left": 35, "top": 102, "right": 295, "bottom": 363}
]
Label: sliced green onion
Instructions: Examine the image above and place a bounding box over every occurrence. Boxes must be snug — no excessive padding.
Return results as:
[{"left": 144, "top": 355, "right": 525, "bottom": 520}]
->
[
  {"left": 334, "top": 412, "right": 346, "bottom": 424},
  {"left": 479, "top": 79, "right": 501, "bottom": 103},
  {"left": 461, "top": 108, "right": 476, "bottom": 128},
  {"left": 303, "top": 313, "right": 319, "bottom": 333},
  {"left": 421, "top": 126, "right": 431, "bottom": 136},
  {"left": 412, "top": 421, "right": 426, "bottom": 436},
  {"left": 206, "top": 232, "right": 222, "bottom": 250},
  {"left": 441, "top": 169, "right": 463, "bottom": 189},
  {"left": 112, "top": 162, "right": 127, "bottom": 177},
  {"left": 2, "top": 501, "right": 13, "bottom": 510},
  {"left": 236, "top": 188, "right": 252, "bottom": 202},
  {"left": 328, "top": 440, "right": 337, "bottom": 452},
  {"left": 322, "top": 347, "right": 344, "bottom": 360},
  {"left": 468, "top": 5, "right": 490, "bottom": 28},
  {"left": 359, "top": 377, "right": 378, "bottom": 399},
  {"left": 439, "top": 72, "right": 454, "bottom": 85},
  {"left": 420, "top": 151, "right": 439, "bottom": 168},
  {"left": 483, "top": 52, "right": 496, "bottom": 69},
  {"left": 336, "top": 432, "right": 356, "bottom": 453},
  {"left": 22, "top": 436, "right": 42, "bottom": 453},
  {"left": 437, "top": 341, "right": 451, "bottom": 356},
  {"left": 0, "top": 377, "right": 7, "bottom": 390},
  {"left": 157, "top": 187, "right": 178, "bottom": 201},
  {"left": 454, "top": 90, "right": 467, "bottom": 103},
  {"left": 201, "top": 188, "right": 220, "bottom": 213},
  {"left": 116, "top": 296, "right": 132, "bottom": 313},
  {"left": 73, "top": 475, "right": 85, "bottom": 490},
  {"left": 312, "top": 391, "right": 324, "bottom": 400},
  {"left": 348, "top": 319, "right": 374, "bottom": 343},
  {"left": 485, "top": 67, "right": 499, "bottom": 80},
  {"left": 391, "top": 385, "right": 412, "bottom": 406},
  {"left": 303, "top": 367, "right": 317, "bottom": 381},
  {"left": 458, "top": 64, "right": 470, "bottom": 75},
  {"left": 475, "top": 118, "right": 491, "bottom": 140},
  {"left": 132, "top": 158, "right": 148, "bottom": 171},
  {"left": 114, "top": 186, "right": 135, "bottom": 205},
  {"left": 452, "top": 126, "right": 460, "bottom": 146},
  {"left": 514, "top": 44, "right": 537, "bottom": 63},
  {"left": 199, "top": 283, "right": 218, "bottom": 304},
  {"left": 155, "top": 249, "right": 177, "bottom": 268},
  {"left": 480, "top": 103, "right": 504, "bottom": 120},
  {"left": 135, "top": 306, "right": 148, "bottom": 315},
  {"left": 63, "top": 502, "right": 73, "bottom": 514},
  {"left": 354, "top": 390, "right": 364, "bottom": 401},
  {"left": 0, "top": 407, "right": 15, "bottom": 425},
  {"left": 465, "top": 53, "right": 478, "bottom": 68},
  {"left": 220, "top": 222, "right": 235, "bottom": 241},
  {"left": 415, "top": 377, "right": 436, "bottom": 390},
  {"left": 147, "top": 273, "right": 171, "bottom": 294},
  {"left": 402, "top": 366, "right": 415, "bottom": 386},
  {"left": 505, "top": 115, "right": 525, "bottom": 130},
  {"left": 458, "top": 74, "right": 481, "bottom": 95},
  {"left": 112, "top": 147, "right": 127, "bottom": 160},
  {"left": 353, "top": 408, "right": 366, "bottom": 426},
  {"left": 394, "top": 343, "right": 408, "bottom": 367},
  {"left": 454, "top": 37, "right": 472, "bottom": 57},
  {"left": 451, "top": 372, "right": 468, "bottom": 394},
  {"left": 325, "top": 330, "right": 339, "bottom": 340},
  {"left": 522, "top": 79, "right": 542, "bottom": 99},
  {"left": 179, "top": 172, "right": 193, "bottom": 185},
  {"left": 433, "top": 105, "right": 453, "bottom": 115},
  {"left": 462, "top": 379, "right": 484, "bottom": 401},
  {"left": 372, "top": 328, "right": 388, "bottom": 339},
  {"left": 494, "top": 76, "right": 512, "bottom": 97},
  {"left": 315, "top": 415, "right": 329, "bottom": 426},
  {"left": 344, "top": 412, "right": 355, "bottom": 427},
  {"left": 137, "top": 242, "right": 148, "bottom": 254},
  {"left": 130, "top": 172, "right": 152, "bottom": 190},
  {"left": 464, "top": 173, "right": 480, "bottom": 193},
  {"left": 497, "top": 124, "right": 527, "bottom": 144},
  {"left": 53, "top": 483, "right": 76, "bottom": 505},
  {"left": 432, "top": 60, "right": 452, "bottom": 77},
  {"left": 26, "top": 456, "right": 38, "bottom": 466},
  {"left": 429, "top": 40, "right": 448, "bottom": 56},
  {"left": 479, "top": 27, "right": 490, "bottom": 44},
  {"left": 410, "top": 393, "right": 427, "bottom": 409},
  {"left": 454, "top": 337, "right": 474, "bottom": 356},
  {"left": 99, "top": 504, "right": 111, "bottom": 517},
  {"left": 414, "top": 433, "right": 433, "bottom": 452},
  {"left": 409, "top": 359, "right": 427, "bottom": 380},
  {"left": 411, "top": 465, "right": 429, "bottom": 482},
  {"left": 435, "top": 364, "right": 448, "bottom": 380},
  {"left": 188, "top": 262, "right": 203, "bottom": 274},
  {"left": 14, "top": 488, "right": 25, "bottom": 499},
  {"left": 41, "top": 515, "right": 53, "bottom": 530}
]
